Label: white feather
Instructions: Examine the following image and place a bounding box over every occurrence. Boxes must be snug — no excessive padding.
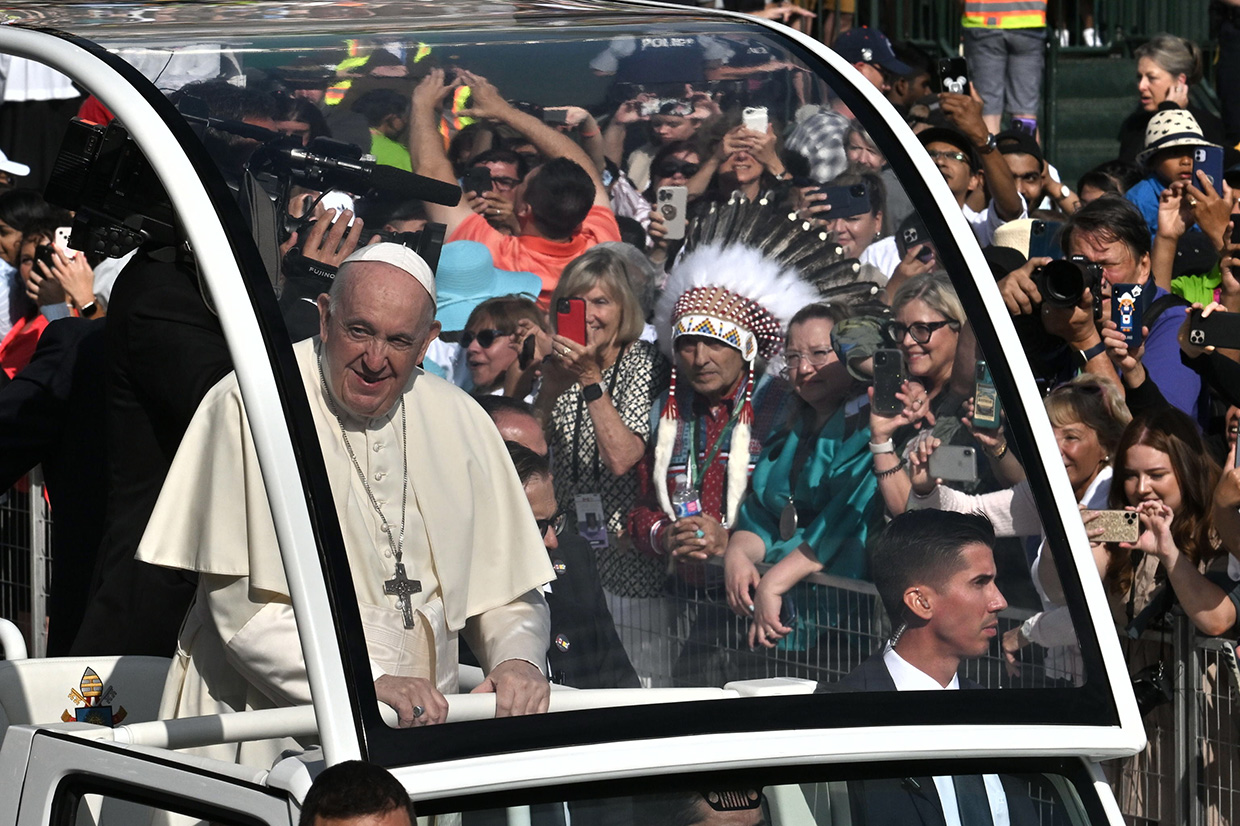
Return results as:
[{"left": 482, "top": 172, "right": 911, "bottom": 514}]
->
[{"left": 655, "top": 242, "right": 822, "bottom": 359}]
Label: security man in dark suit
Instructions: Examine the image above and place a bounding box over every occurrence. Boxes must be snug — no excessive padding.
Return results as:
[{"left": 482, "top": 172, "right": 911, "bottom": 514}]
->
[{"left": 818, "top": 510, "right": 1038, "bottom": 826}]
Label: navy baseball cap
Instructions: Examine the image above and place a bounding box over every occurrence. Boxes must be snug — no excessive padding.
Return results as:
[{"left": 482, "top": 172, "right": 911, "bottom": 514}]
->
[{"left": 833, "top": 27, "right": 912, "bottom": 76}]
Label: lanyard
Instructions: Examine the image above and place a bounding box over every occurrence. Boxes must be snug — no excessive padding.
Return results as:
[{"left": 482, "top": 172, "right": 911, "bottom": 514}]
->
[
  {"left": 684, "top": 400, "right": 743, "bottom": 490},
  {"left": 570, "top": 345, "right": 626, "bottom": 486}
]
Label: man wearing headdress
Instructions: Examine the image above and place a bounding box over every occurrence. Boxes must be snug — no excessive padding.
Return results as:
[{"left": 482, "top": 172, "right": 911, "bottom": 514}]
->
[{"left": 626, "top": 243, "right": 818, "bottom": 685}]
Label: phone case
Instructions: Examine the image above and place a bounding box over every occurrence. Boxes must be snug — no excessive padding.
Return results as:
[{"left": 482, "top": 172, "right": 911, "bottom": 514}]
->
[
  {"left": 1112, "top": 283, "right": 1147, "bottom": 349},
  {"left": 871, "top": 349, "right": 906, "bottom": 417},
  {"left": 462, "top": 167, "right": 492, "bottom": 194},
  {"left": 1193, "top": 146, "right": 1225, "bottom": 191},
  {"left": 1027, "top": 219, "right": 1063, "bottom": 260},
  {"left": 741, "top": 106, "right": 768, "bottom": 133},
  {"left": 937, "top": 57, "right": 969, "bottom": 95},
  {"left": 972, "top": 361, "right": 1002, "bottom": 430},
  {"left": 1084, "top": 509, "right": 1140, "bottom": 543},
  {"left": 656, "top": 185, "right": 688, "bottom": 240},
  {"left": 928, "top": 445, "right": 978, "bottom": 483},
  {"left": 556, "top": 297, "right": 588, "bottom": 345},
  {"left": 819, "top": 184, "right": 870, "bottom": 219},
  {"left": 1188, "top": 309, "right": 1240, "bottom": 351}
]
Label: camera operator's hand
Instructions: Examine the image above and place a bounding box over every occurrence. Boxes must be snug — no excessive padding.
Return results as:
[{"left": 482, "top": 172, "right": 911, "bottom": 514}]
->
[
  {"left": 295, "top": 206, "right": 367, "bottom": 269},
  {"left": 646, "top": 207, "right": 670, "bottom": 264},
  {"left": 1101, "top": 318, "right": 1148, "bottom": 387},
  {"left": 891, "top": 244, "right": 936, "bottom": 287},
  {"left": 1185, "top": 172, "right": 1236, "bottom": 252},
  {"left": 907, "top": 433, "right": 943, "bottom": 496},
  {"left": 997, "top": 256, "right": 1049, "bottom": 315},
  {"left": 718, "top": 125, "right": 758, "bottom": 160},
  {"left": 686, "top": 89, "right": 722, "bottom": 123},
  {"left": 1040, "top": 284, "right": 1098, "bottom": 350}
]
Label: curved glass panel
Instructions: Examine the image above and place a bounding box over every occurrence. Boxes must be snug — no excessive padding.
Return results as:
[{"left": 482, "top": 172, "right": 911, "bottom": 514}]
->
[{"left": 0, "top": 1, "right": 1134, "bottom": 771}]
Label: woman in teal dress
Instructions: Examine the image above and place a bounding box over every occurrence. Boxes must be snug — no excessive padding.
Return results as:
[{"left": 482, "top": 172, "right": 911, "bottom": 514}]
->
[{"left": 723, "top": 303, "right": 883, "bottom": 675}]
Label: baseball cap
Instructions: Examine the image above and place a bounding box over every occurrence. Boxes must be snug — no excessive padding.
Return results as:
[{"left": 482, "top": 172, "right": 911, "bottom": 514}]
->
[
  {"left": 342, "top": 242, "right": 436, "bottom": 305},
  {"left": 832, "top": 27, "right": 912, "bottom": 76},
  {"left": 918, "top": 126, "right": 981, "bottom": 171},
  {"left": 0, "top": 148, "right": 29, "bottom": 178},
  {"left": 995, "top": 129, "right": 1044, "bottom": 166}
]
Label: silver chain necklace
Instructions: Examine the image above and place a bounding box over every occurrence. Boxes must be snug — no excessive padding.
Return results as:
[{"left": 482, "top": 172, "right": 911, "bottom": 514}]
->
[
  {"left": 319, "top": 356, "right": 422, "bottom": 629},
  {"left": 318, "top": 356, "right": 409, "bottom": 561}
]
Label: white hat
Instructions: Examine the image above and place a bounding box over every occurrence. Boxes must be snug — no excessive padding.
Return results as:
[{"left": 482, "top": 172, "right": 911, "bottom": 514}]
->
[
  {"left": 341, "top": 242, "right": 436, "bottom": 305},
  {"left": 1137, "top": 108, "right": 1219, "bottom": 166},
  {"left": 0, "top": 149, "right": 29, "bottom": 178}
]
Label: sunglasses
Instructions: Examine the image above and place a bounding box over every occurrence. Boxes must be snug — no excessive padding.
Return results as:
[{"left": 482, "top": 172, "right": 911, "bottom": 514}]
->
[
  {"left": 460, "top": 328, "right": 510, "bottom": 349},
  {"left": 884, "top": 319, "right": 960, "bottom": 344},
  {"left": 537, "top": 509, "right": 568, "bottom": 537},
  {"left": 654, "top": 160, "right": 700, "bottom": 178}
]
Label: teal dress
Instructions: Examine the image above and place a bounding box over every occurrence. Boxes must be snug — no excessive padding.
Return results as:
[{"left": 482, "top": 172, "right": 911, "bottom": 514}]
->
[{"left": 734, "top": 393, "right": 881, "bottom": 651}]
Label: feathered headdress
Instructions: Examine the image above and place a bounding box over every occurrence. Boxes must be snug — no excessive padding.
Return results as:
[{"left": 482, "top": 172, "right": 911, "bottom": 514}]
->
[{"left": 652, "top": 242, "right": 820, "bottom": 525}]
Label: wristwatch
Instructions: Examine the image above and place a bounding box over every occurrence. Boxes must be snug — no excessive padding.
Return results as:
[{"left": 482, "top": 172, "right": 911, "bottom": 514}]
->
[
  {"left": 582, "top": 382, "right": 604, "bottom": 402},
  {"left": 1077, "top": 341, "right": 1107, "bottom": 365},
  {"left": 976, "top": 133, "right": 998, "bottom": 155},
  {"left": 79, "top": 300, "right": 99, "bottom": 318}
]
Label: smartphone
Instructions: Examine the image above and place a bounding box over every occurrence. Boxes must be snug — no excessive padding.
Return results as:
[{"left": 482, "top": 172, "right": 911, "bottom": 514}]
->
[
  {"left": 1111, "top": 283, "right": 1146, "bottom": 349},
  {"left": 741, "top": 105, "right": 768, "bottom": 133},
  {"left": 935, "top": 57, "right": 969, "bottom": 95},
  {"left": 656, "top": 185, "right": 688, "bottom": 241},
  {"left": 543, "top": 107, "right": 570, "bottom": 125},
  {"left": 1187, "top": 308, "right": 1240, "bottom": 350},
  {"left": 461, "top": 166, "right": 493, "bottom": 195},
  {"left": 1010, "top": 116, "right": 1037, "bottom": 137},
  {"left": 518, "top": 334, "right": 537, "bottom": 370},
  {"left": 1027, "top": 219, "right": 1063, "bottom": 260},
  {"left": 778, "top": 594, "right": 797, "bottom": 627},
  {"left": 928, "top": 445, "right": 979, "bottom": 484},
  {"left": 896, "top": 214, "right": 936, "bottom": 264},
  {"left": 972, "top": 360, "right": 1002, "bottom": 430},
  {"left": 871, "top": 348, "right": 907, "bottom": 417},
  {"left": 556, "top": 297, "right": 588, "bottom": 346},
  {"left": 33, "top": 243, "right": 54, "bottom": 271},
  {"left": 53, "top": 225, "right": 74, "bottom": 255},
  {"left": 1193, "top": 145, "right": 1225, "bottom": 192},
  {"left": 818, "top": 183, "right": 871, "bottom": 220},
  {"left": 1082, "top": 509, "right": 1140, "bottom": 543}
]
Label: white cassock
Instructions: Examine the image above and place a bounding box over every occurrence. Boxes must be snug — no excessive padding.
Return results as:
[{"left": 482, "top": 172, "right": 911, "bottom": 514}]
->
[{"left": 137, "top": 337, "right": 554, "bottom": 768}]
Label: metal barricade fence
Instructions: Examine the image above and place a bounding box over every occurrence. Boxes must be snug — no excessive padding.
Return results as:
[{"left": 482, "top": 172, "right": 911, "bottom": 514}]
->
[
  {"left": 0, "top": 474, "right": 50, "bottom": 660},
  {"left": 3, "top": 488, "right": 1239, "bottom": 824}
]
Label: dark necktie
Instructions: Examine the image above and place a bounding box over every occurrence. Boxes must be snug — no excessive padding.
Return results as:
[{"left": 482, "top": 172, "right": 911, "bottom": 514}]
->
[{"left": 952, "top": 774, "right": 994, "bottom": 826}]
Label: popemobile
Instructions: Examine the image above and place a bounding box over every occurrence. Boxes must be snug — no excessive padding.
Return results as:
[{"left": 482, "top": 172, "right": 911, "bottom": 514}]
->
[{"left": 0, "top": 2, "right": 1148, "bottom": 824}]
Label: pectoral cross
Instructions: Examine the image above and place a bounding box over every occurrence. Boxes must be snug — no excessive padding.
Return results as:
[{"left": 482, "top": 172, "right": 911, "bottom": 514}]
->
[{"left": 384, "top": 561, "right": 422, "bottom": 629}]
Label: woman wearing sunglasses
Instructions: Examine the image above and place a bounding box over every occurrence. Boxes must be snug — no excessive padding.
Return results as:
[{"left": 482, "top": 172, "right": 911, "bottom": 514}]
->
[
  {"left": 868, "top": 273, "right": 987, "bottom": 515},
  {"left": 459, "top": 295, "right": 546, "bottom": 400}
]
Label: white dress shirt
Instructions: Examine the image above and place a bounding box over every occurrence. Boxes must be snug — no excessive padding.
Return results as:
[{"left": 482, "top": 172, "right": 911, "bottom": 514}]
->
[{"left": 884, "top": 647, "right": 1011, "bottom": 826}]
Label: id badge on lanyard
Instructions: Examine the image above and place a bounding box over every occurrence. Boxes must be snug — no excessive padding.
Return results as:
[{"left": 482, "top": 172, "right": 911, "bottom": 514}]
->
[{"left": 574, "top": 492, "right": 609, "bottom": 549}]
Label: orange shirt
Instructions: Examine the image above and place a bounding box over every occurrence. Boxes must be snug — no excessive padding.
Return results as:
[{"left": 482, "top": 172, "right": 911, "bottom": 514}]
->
[{"left": 449, "top": 205, "right": 621, "bottom": 310}]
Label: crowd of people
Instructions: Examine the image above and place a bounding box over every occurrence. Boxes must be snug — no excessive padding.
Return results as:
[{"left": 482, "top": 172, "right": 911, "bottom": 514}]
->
[{"left": 1, "top": 4, "right": 1240, "bottom": 822}]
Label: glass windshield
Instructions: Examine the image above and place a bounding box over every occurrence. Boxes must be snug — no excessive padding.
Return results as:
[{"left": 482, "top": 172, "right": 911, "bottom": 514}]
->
[{"left": 0, "top": 2, "right": 1128, "bottom": 770}]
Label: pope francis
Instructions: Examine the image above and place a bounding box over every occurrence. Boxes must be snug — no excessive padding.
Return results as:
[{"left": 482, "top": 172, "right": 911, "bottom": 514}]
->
[{"left": 137, "top": 243, "right": 555, "bottom": 767}]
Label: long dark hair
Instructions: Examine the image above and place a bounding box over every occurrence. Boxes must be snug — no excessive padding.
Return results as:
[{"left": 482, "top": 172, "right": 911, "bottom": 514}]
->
[{"left": 1105, "top": 407, "right": 1221, "bottom": 595}]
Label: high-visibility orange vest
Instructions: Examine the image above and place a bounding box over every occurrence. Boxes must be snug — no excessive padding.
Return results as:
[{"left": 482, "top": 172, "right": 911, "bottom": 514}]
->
[{"left": 962, "top": 0, "right": 1046, "bottom": 28}]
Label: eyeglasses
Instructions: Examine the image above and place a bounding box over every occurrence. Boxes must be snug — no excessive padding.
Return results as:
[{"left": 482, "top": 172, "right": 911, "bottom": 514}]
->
[
  {"left": 927, "top": 149, "right": 969, "bottom": 164},
  {"left": 780, "top": 348, "right": 835, "bottom": 377},
  {"left": 884, "top": 319, "right": 960, "bottom": 344},
  {"left": 1013, "top": 171, "right": 1042, "bottom": 184},
  {"left": 337, "top": 319, "right": 417, "bottom": 352},
  {"left": 491, "top": 176, "right": 522, "bottom": 189},
  {"left": 460, "top": 328, "right": 510, "bottom": 349},
  {"left": 654, "top": 160, "right": 700, "bottom": 178},
  {"left": 536, "top": 509, "right": 568, "bottom": 536}
]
